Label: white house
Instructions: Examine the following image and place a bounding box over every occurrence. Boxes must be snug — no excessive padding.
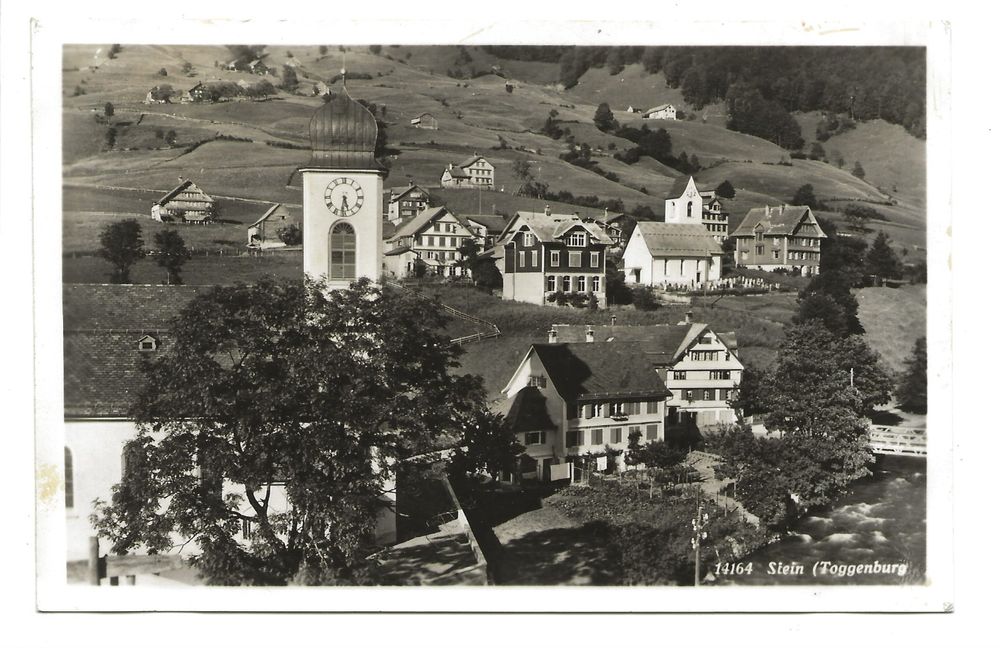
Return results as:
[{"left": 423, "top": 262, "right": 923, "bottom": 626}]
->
[
  {"left": 622, "top": 221, "right": 722, "bottom": 289},
  {"left": 440, "top": 155, "right": 495, "bottom": 190},
  {"left": 643, "top": 103, "right": 677, "bottom": 120},
  {"left": 664, "top": 176, "right": 728, "bottom": 240},
  {"left": 382, "top": 206, "right": 478, "bottom": 278}
]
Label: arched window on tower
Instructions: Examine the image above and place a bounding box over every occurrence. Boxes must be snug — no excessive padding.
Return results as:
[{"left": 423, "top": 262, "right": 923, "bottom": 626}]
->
[
  {"left": 686, "top": 201, "right": 693, "bottom": 219},
  {"left": 64, "top": 447, "right": 74, "bottom": 509},
  {"left": 329, "top": 223, "right": 357, "bottom": 280}
]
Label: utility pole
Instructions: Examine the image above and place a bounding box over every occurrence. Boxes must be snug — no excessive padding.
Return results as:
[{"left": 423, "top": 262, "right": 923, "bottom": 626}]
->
[{"left": 691, "top": 497, "right": 709, "bottom": 587}]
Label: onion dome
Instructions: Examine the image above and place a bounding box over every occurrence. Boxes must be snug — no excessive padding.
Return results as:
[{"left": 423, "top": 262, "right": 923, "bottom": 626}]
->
[{"left": 307, "top": 83, "right": 386, "bottom": 174}]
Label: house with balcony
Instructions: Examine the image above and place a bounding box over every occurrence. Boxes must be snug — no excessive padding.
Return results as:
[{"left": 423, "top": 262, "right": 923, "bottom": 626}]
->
[
  {"left": 496, "top": 208, "right": 612, "bottom": 308},
  {"left": 549, "top": 319, "right": 744, "bottom": 430},
  {"left": 383, "top": 206, "right": 477, "bottom": 278},
  {"left": 622, "top": 221, "right": 722, "bottom": 290},
  {"left": 501, "top": 341, "right": 669, "bottom": 481},
  {"left": 384, "top": 183, "right": 431, "bottom": 225},
  {"left": 731, "top": 205, "right": 827, "bottom": 276},
  {"left": 440, "top": 155, "right": 495, "bottom": 190}
]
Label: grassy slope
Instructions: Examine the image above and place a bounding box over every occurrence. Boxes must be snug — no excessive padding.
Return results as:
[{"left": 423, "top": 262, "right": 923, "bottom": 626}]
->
[{"left": 855, "top": 284, "right": 927, "bottom": 374}]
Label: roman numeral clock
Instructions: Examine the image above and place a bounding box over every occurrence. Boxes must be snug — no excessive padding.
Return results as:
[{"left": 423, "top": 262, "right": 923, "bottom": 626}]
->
[{"left": 300, "top": 80, "right": 387, "bottom": 290}]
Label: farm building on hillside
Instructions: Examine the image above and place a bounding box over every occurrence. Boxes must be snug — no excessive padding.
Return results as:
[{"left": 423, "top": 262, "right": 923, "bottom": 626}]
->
[
  {"left": 497, "top": 208, "right": 612, "bottom": 308},
  {"left": 384, "top": 183, "right": 432, "bottom": 225},
  {"left": 151, "top": 178, "right": 217, "bottom": 223},
  {"left": 622, "top": 221, "right": 722, "bottom": 290},
  {"left": 180, "top": 82, "right": 211, "bottom": 103},
  {"left": 664, "top": 176, "right": 729, "bottom": 240},
  {"left": 440, "top": 155, "right": 495, "bottom": 190},
  {"left": 643, "top": 103, "right": 677, "bottom": 120},
  {"left": 731, "top": 205, "right": 827, "bottom": 276},
  {"left": 144, "top": 86, "right": 172, "bottom": 104},
  {"left": 247, "top": 203, "right": 292, "bottom": 248},
  {"left": 409, "top": 113, "right": 438, "bottom": 130},
  {"left": 501, "top": 342, "right": 669, "bottom": 481}
]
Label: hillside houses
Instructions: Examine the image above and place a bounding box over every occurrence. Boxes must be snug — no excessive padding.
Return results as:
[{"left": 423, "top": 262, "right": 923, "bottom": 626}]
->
[
  {"left": 410, "top": 112, "right": 439, "bottom": 130},
  {"left": 497, "top": 208, "right": 613, "bottom": 308},
  {"left": 246, "top": 203, "right": 292, "bottom": 248},
  {"left": 731, "top": 205, "right": 827, "bottom": 276},
  {"left": 440, "top": 155, "right": 495, "bottom": 190},
  {"left": 384, "top": 184, "right": 432, "bottom": 225},
  {"left": 643, "top": 103, "right": 677, "bottom": 120},
  {"left": 151, "top": 178, "right": 216, "bottom": 223},
  {"left": 622, "top": 221, "right": 722, "bottom": 290}
]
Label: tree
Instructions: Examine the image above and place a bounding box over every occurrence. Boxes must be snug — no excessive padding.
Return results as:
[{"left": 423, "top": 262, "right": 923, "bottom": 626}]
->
[
  {"left": 165, "top": 129, "right": 178, "bottom": 146},
  {"left": 593, "top": 102, "right": 619, "bottom": 133},
  {"left": 153, "top": 229, "right": 191, "bottom": 285},
  {"left": 104, "top": 102, "right": 115, "bottom": 122},
  {"left": 108, "top": 44, "right": 122, "bottom": 59},
  {"left": 99, "top": 219, "right": 144, "bottom": 283},
  {"left": 631, "top": 285, "right": 658, "bottom": 311},
  {"left": 791, "top": 183, "right": 819, "bottom": 209},
  {"left": 281, "top": 65, "right": 299, "bottom": 92},
  {"left": 182, "top": 62, "right": 194, "bottom": 76},
  {"left": 793, "top": 291, "right": 850, "bottom": 337},
  {"left": 897, "top": 337, "right": 927, "bottom": 414},
  {"left": 277, "top": 224, "right": 303, "bottom": 246},
  {"left": 158, "top": 67, "right": 168, "bottom": 76},
  {"left": 151, "top": 84, "right": 174, "bottom": 102},
  {"left": 369, "top": 45, "right": 383, "bottom": 55},
  {"left": 852, "top": 160, "right": 866, "bottom": 180},
  {"left": 319, "top": 45, "right": 328, "bottom": 56},
  {"left": 91, "top": 279, "right": 493, "bottom": 585},
  {"left": 512, "top": 158, "right": 534, "bottom": 184},
  {"left": 808, "top": 142, "right": 826, "bottom": 161},
  {"left": 447, "top": 410, "right": 523, "bottom": 480},
  {"left": 104, "top": 127, "right": 117, "bottom": 149},
  {"left": 715, "top": 180, "right": 736, "bottom": 199},
  {"left": 866, "top": 231, "right": 903, "bottom": 282},
  {"left": 470, "top": 257, "right": 502, "bottom": 291}
]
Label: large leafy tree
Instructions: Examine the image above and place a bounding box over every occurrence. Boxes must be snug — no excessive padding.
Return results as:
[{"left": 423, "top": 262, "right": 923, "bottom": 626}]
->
[
  {"left": 153, "top": 229, "right": 191, "bottom": 285},
  {"left": 99, "top": 219, "right": 144, "bottom": 284},
  {"left": 866, "top": 231, "right": 903, "bottom": 282},
  {"left": 593, "top": 102, "right": 619, "bottom": 133},
  {"left": 92, "top": 279, "right": 496, "bottom": 585}
]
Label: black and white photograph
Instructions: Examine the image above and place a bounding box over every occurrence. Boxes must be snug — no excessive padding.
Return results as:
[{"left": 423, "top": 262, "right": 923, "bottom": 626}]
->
[{"left": 17, "top": 8, "right": 965, "bottom": 626}]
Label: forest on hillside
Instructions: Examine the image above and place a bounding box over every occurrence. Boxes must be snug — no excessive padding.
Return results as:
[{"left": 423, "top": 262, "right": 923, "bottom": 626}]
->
[{"left": 483, "top": 46, "right": 926, "bottom": 142}]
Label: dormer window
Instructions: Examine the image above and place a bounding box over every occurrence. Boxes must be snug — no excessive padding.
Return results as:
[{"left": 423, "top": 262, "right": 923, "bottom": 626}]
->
[
  {"left": 568, "top": 232, "right": 586, "bottom": 247},
  {"left": 137, "top": 335, "right": 159, "bottom": 352},
  {"left": 523, "top": 232, "right": 536, "bottom": 246}
]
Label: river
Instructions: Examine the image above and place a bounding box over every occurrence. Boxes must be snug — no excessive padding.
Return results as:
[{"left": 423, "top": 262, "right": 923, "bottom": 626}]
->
[{"left": 714, "top": 455, "right": 926, "bottom": 585}]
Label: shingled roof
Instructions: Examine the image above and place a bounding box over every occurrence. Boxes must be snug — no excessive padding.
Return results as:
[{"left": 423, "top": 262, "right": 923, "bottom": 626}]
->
[
  {"left": 549, "top": 323, "right": 738, "bottom": 366},
  {"left": 63, "top": 284, "right": 203, "bottom": 418},
  {"left": 464, "top": 214, "right": 508, "bottom": 234},
  {"left": 529, "top": 342, "right": 668, "bottom": 403},
  {"left": 631, "top": 221, "right": 722, "bottom": 257},
  {"left": 731, "top": 205, "right": 826, "bottom": 238},
  {"left": 503, "top": 212, "right": 612, "bottom": 246}
]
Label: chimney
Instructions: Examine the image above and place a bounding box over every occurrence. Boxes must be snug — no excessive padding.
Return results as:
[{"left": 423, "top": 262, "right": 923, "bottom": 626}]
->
[
  {"left": 544, "top": 205, "right": 551, "bottom": 216},
  {"left": 548, "top": 328, "right": 558, "bottom": 344},
  {"left": 685, "top": 310, "right": 693, "bottom": 324},
  {"left": 586, "top": 327, "right": 595, "bottom": 343}
]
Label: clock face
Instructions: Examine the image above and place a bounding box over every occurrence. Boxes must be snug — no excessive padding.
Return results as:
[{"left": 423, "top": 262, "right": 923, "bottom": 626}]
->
[{"left": 324, "top": 177, "right": 365, "bottom": 217}]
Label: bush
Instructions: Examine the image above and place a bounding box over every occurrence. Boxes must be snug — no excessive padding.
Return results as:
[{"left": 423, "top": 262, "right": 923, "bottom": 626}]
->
[
  {"left": 277, "top": 224, "right": 302, "bottom": 245},
  {"left": 632, "top": 285, "right": 658, "bottom": 311}
]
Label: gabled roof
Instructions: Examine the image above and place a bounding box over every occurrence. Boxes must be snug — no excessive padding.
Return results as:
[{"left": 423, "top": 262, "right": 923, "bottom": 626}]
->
[
  {"left": 387, "top": 184, "right": 429, "bottom": 201},
  {"left": 528, "top": 343, "right": 669, "bottom": 403},
  {"left": 457, "top": 155, "right": 488, "bottom": 169},
  {"left": 631, "top": 222, "right": 722, "bottom": 258},
  {"left": 388, "top": 206, "right": 453, "bottom": 241},
  {"left": 550, "top": 323, "right": 740, "bottom": 366},
  {"left": 666, "top": 176, "right": 697, "bottom": 200},
  {"left": 502, "top": 212, "right": 613, "bottom": 246},
  {"left": 385, "top": 244, "right": 412, "bottom": 257},
  {"left": 644, "top": 103, "right": 675, "bottom": 115},
  {"left": 503, "top": 386, "right": 557, "bottom": 433},
  {"left": 63, "top": 284, "right": 204, "bottom": 417},
  {"left": 155, "top": 178, "right": 213, "bottom": 207},
  {"left": 463, "top": 214, "right": 508, "bottom": 234},
  {"left": 731, "top": 205, "right": 827, "bottom": 238},
  {"left": 249, "top": 203, "right": 286, "bottom": 228},
  {"left": 444, "top": 166, "right": 470, "bottom": 179}
]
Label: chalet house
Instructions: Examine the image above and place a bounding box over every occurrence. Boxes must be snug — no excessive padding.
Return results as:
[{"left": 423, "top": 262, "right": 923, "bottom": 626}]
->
[
  {"left": 549, "top": 321, "right": 744, "bottom": 430},
  {"left": 151, "top": 178, "right": 217, "bottom": 223},
  {"left": 622, "top": 221, "right": 722, "bottom": 290},
  {"left": 664, "top": 176, "right": 729, "bottom": 240},
  {"left": 501, "top": 342, "right": 669, "bottom": 481},
  {"left": 383, "top": 206, "right": 477, "bottom": 278},
  {"left": 643, "top": 103, "right": 677, "bottom": 120},
  {"left": 384, "top": 184, "right": 431, "bottom": 225},
  {"left": 463, "top": 214, "right": 508, "bottom": 250},
  {"left": 180, "top": 82, "right": 211, "bottom": 103},
  {"left": 246, "top": 203, "right": 292, "bottom": 248},
  {"left": 440, "top": 155, "right": 495, "bottom": 190},
  {"left": 731, "top": 205, "right": 827, "bottom": 276},
  {"left": 409, "top": 112, "right": 438, "bottom": 130},
  {"left": 497, "top": 209, "right": 612, "bottom": 308}
]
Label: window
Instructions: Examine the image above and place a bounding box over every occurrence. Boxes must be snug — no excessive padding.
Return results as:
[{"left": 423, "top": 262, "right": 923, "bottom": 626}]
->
[
  {"left": 756, "top": 245, "right": 764, "bottom": 255},
  {"left": 710, "top": 370, "right": 731, "bottom": 380},
  {"left": 550, "top": 251, "right": 560, "bottom": 267},
  {"left": 528, "top": 375, "right": 547, "bottom": 388},
  {"left": 568, "top": 232, "right": 587, "bottom": 247},
  {"left": 433, "top": 223, "right": 440, "bottom": 232},
  {"left": 684, "top": 390, "right": 695, "bottom": 401},
  {"left": 523, "top": 232, "right": 536, "bottom": 247},
  {"left": 546, "top": 275, "right": 556, "bottom": 292},
  {"left": 704, "top": 389, "right": 716, "bottom": 401},
  {"left": 646, "top": 424, "right": 658, "bottom": 441},
  {"left": 566, "top": 430, "right": 582, "bottom": 447},
  {"left": 568, "top": 252, "right": 582, "bottom": 268},
  {"left": 590, "top": 276, "right": 600, "bottom": 292},
  {"left": 576, "top": 276, "right": 586, "bottom": 292},
  {"left": 611, "top": 428, "right": 623, "bottom": 444},
  {"left": 686, "top": 201, "right": 693, "bottom": 219},
  {"left": 138, "top": 335, "right": 158, "bottom": 352},
  {"left": 592, "top": 429, "right": 604, "bottom": 445},
  {"left": 590, "top": 251, "right": 600, "bottom": 268},
  {"left": 529, "top": 250, "right": 537, "bottom": 267},
  {"left": 329, "top": 223, "right": 356, "bottom": 279},
  {"left": 647, "top": 400, "right": 659, "bottom": 414},
  {"left": 518, "top": 251, "right": 526, "bottom": 267},
  {"left": 610, "top": 402, "right": 626, "bottom": 416},
  {"left": 562, "top": 275, "right": 571, "bottom": 292},
  {"left": 772, "top": 250, "right": 780, "bottom": 260},
  {"left": 674, "top": 370, "right": 686, "bottom": 380},
  {"left": 525, "top": 431, "right": 547, "bottom": 445},
  {"left": 773, "top": 237, "right": 780, "bottom": 246},
  {"left": 64, "top": 447, "right": 73, "bottom": 509},
  {"left": 628, "top": 425, "right": 642, "bottom": 441},
  {"left": 755, "top": 231, "right": 763, "bottom": 242}
]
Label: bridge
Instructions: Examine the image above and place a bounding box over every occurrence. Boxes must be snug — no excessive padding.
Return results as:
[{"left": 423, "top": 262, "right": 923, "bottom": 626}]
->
[{"left": 868, "top": 425, "right": 927, "bottom": 457}]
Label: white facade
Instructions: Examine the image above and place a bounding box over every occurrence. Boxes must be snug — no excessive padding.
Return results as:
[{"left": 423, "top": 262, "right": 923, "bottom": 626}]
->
[
  {"left": 664, "top": 176, "right": 703, "bottom": 224},
  {"left": 622, "top": 224, "right": 722, "bottom": 289},
  {"left": 663, "top": 332, "right": 744, "bottom": 429}
]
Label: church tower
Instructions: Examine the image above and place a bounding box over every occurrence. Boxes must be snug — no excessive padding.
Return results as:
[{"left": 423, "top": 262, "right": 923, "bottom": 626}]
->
[{"left": 301, "top": 80, "right": 387, "bottom": 289}]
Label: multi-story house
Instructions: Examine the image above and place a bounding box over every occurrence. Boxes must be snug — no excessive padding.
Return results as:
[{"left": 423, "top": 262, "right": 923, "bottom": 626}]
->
[
  {"left": 383, "top": 183, "right": 431, "bottom": 225},
  {"left": 383, "top": 206, "right": 477, "bottom": 278},
  {"left": 642, "top": 103, "right": 677, "bottom": 120},
  {"left": 502, "top": 341, "right": 669, "bottom": 481},
  {"left": 622, "top": 221, "right": 723, "bottom": 289},
  {"left": 463, "top": 214, "right": 508, "bottom": 250},
  {"left": 549, "top": 318, "right": 744, "bottom": 430},
  {"left": 731, "top": 205, "right": 827, "bottom": 276},
  {"left": 440, "top": 155, "right": 495, "bottom": 190},
  {"left": 497, "top": 208, "right": 612, "bottom": 307},
  {"left": 151, "top": 177, "right": 217, "bottom": 223},
  {"left": 664, "top": 176, "right": 729, "bottom": 240}
]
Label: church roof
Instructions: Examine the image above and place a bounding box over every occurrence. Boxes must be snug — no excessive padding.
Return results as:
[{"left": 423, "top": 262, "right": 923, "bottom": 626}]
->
[
  {"left": 306, "top": 83, "right": 386, "bottom": 174},
  {"left": 631, "top": 221, "right": 722, "bottom": 258}
]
